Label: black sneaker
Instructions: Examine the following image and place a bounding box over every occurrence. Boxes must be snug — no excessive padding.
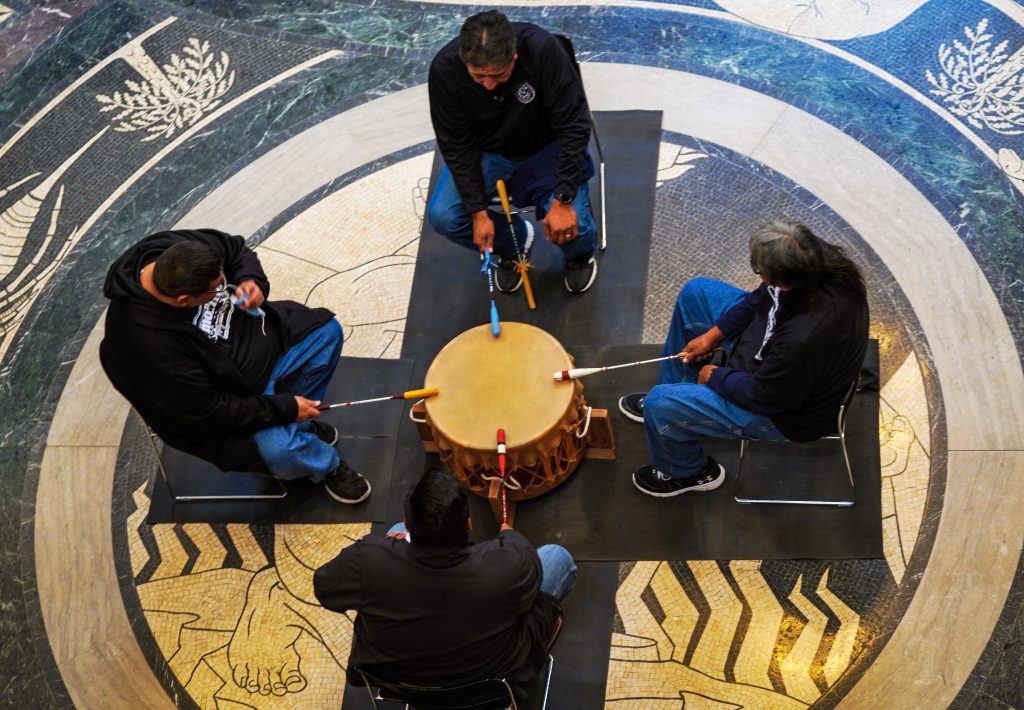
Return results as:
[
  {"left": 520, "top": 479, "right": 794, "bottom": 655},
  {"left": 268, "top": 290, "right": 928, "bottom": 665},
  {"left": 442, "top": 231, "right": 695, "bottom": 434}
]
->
[
  {"left": 324, "top": 461, "right": 372, "bottom": 504},
  {"left": 618, "top": 393, "right": 646, "bottom": 423},
  {"left": 494, "top": 256, "right": 523, "bottom": 293},
  {"left": 632, "top": 457, "right": 726, "bottom": 498},
  {"left": 310, "top": 419, "right": 339, "bottom": 447},
  {"left": 564, "top": 255, "right": 598, "bottom": 293}
]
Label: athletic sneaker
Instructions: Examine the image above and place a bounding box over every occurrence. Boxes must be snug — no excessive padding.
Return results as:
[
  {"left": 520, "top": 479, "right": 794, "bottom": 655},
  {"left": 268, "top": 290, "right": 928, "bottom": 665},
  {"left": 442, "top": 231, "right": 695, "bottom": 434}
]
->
[
  {"left": 564, "top": 255, "right": 598, "bottom": 293},
  {"left": 324, "top": 461, "right": 372, "bottom": 504},
  {"left": 632, "top": 457, "right": 726, "bottom": 498},
  {"left": 618, "top": 393, "right": 646, "bottom": 423},
  {"left": 310, "top": 419, "right": 339, "bottom": 446},
  {"left": 494, "top": 256, "right": 523, "bottom": 293}
]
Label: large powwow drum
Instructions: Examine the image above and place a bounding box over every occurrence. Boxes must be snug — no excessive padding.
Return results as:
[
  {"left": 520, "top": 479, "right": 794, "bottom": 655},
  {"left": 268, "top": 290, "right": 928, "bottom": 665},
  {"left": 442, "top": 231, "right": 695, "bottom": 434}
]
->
[{"left": 422, "top": 322, "right": 591, "bottom": 501}]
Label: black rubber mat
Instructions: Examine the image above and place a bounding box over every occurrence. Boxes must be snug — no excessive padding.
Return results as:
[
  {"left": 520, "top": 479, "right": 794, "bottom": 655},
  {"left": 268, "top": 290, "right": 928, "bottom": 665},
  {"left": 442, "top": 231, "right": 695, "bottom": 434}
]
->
[
  {"left": 465, "top": 342, "right": 883, "bottom": 560},
  {"left": 146, "top": 356, "right": 413, "bottom": 524}
]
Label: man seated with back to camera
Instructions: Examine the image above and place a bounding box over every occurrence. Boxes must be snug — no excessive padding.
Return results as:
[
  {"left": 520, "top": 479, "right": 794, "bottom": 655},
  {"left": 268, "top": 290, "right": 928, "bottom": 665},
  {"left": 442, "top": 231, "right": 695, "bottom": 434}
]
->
[
  {"left": 100, "top": 229, "right": 371, "bottom": 504},
  {"left": 313, "top": 467, "right": 576, "bottom": 698},
  {"left": 618, "top": 220, "right": 869, "bottom": 497}
]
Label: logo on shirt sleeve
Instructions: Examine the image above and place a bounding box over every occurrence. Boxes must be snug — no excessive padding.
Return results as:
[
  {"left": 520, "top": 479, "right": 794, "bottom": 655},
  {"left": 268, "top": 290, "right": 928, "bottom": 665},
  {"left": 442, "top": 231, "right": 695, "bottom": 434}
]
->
[{"left": 515, "top": 82, "right": 536, "bottom": 104}]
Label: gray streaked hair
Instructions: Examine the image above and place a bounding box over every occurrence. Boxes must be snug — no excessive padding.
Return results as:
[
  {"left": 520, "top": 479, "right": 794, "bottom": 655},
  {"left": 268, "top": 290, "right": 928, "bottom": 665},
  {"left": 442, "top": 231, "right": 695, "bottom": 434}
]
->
[{"left": 748, "top": 220, "right": 866, "bottom": 296}]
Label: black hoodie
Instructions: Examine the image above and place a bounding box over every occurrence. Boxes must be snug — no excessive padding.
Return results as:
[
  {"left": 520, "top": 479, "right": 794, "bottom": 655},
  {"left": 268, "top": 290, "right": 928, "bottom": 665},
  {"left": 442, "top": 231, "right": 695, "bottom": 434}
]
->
[{"left": 100, "top": 229, "right": 334, "bottom": 471}]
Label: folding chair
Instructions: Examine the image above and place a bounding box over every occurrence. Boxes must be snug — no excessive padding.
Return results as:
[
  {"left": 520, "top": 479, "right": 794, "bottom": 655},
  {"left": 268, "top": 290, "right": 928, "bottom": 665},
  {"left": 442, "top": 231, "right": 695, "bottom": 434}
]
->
[
  {"left": 133, "top": 407, "right": 287, "bottom": 502},
  {"left": 354, "top": 654, "right": 554, "bottom": 710},
  {"left": 732, "top": 377, "right": 859, "bottom": 507}
]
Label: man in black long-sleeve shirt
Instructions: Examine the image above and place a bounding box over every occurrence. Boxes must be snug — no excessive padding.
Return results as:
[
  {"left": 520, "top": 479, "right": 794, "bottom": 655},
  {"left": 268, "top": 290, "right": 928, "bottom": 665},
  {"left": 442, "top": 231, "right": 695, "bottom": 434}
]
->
[
  {"left": 618, "top": 221, "right": 869, "bottom": 497},
  {"left": 426, "top": 10, "right": 599, "bottom": 293},
  {"left": 314, "top": 467, "right": 576, "bottom": 697}
]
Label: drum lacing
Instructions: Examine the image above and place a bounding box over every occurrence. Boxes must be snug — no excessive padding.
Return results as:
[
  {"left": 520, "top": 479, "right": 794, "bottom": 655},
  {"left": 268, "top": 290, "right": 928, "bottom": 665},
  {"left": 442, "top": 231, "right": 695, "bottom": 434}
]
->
[
  {"left": 481, "top": 472, "right": 523, "bottom": 490},
  {"left": 575, "top": 406, "right": 593, "bottom": 438}
]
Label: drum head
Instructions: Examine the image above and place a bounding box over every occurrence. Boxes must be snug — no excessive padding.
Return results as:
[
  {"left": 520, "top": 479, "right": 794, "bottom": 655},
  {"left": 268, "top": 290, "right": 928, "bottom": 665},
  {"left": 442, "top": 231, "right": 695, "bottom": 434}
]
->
[{"left": 424, "top": 322, "right": 574, "bottom": 451}]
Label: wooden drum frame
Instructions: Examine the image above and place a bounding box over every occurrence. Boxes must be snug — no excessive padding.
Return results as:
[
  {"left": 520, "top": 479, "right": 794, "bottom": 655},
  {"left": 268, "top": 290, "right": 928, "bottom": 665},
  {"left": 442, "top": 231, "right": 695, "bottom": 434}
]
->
[{"left": 411, "top": 323, "right": 614, "bottom": 523}]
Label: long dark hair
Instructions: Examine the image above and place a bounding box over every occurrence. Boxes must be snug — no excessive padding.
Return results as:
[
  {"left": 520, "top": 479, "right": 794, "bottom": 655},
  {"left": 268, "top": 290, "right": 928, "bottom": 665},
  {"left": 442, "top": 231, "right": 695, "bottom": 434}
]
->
[{"left": 748, "top": 220, "right": 866, "bottom": 299}]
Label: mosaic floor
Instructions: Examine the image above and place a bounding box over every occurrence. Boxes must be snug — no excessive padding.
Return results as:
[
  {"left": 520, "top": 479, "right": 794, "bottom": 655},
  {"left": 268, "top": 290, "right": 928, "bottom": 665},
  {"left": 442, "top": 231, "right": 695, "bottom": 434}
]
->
[{"left": 2, "top": 0, "right": 1023, "bottom": 708}]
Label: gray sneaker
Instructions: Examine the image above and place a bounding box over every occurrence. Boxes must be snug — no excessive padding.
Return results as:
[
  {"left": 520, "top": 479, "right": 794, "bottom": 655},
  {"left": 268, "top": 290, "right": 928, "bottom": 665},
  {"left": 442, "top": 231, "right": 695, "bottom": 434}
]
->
[
  {"left": 564, "top": 255, "right": 598, "bottom": 293},
  {"left": 324, "top": 461, "right": 371, "bottom": 504}
]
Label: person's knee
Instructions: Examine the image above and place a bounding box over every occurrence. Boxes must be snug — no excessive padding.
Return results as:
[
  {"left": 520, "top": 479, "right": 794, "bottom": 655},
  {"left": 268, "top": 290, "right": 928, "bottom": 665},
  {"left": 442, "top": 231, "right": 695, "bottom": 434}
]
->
[
  {"left": 426, "top": 197, "right": 465, "bottom": 237},
  {"left": 538, "top": 544, "right": 575, "bottom": 566},
  {"left": 680, "top": 277, "right": 717, "bottom": 303}
]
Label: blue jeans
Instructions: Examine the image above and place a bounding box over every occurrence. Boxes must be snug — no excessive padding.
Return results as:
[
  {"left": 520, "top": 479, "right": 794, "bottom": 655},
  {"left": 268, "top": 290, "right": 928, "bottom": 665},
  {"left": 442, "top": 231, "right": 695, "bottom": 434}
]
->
[
  {"left": 253, "top": 319, "right": 343, "bottom": 482},
  {"left": 426, "top": 152, "right": 596, "bottom": 265},
  {"left": 645, "top": 278, "right": 787, "bottom": 478},
  {"left": 386, "top": 523, "right": 576, "bottom": 603}
]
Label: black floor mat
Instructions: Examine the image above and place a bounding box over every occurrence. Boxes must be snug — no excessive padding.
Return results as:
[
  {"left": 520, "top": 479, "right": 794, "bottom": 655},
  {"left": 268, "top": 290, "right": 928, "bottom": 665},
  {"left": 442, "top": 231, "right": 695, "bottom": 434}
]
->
[
  {"left": 465, "top": 343, "right": 883, "bottom": 560},
  {"left": 146, "top": 356, "right": 413, "bottom": 524}
]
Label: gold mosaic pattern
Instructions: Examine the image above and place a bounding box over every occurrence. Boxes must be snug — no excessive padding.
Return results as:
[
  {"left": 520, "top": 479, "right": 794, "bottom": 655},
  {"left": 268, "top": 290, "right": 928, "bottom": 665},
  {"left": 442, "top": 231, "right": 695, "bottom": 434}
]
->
[{"left": 127, "top": 483, "right": 369, "bottom": 706}]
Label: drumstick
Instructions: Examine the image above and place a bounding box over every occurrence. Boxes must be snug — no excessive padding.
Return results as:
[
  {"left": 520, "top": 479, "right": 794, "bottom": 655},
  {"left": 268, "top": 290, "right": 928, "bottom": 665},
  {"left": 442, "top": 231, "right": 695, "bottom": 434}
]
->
[
  {"left": 481, "top": 251, "right": 501, "bottom": 337},
  {"left": 553, "top": 348, "right": 726, "bottom": 380},
  {"left": 495, "top": 179, "right": 536, "bottom": 310},
  {"left": 316, "top": 387, "right": 439, "bottom": 410},
  {"left": 497, "top": 428, "right": 508, "bottom": 525}
]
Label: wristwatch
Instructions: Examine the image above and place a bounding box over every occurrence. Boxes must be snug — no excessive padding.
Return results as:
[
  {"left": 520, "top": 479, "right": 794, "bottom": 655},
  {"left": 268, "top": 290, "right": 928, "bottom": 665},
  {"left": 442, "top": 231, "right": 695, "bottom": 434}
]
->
[{"left": 554, "top": 192, "right": 575, "bottom": 205}]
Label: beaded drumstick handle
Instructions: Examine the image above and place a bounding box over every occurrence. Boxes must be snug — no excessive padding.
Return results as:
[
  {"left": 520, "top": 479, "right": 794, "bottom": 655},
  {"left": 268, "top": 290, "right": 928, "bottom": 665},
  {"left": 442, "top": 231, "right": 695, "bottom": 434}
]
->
[
  {"left": 481, "top": 251, "right": 501, "bottom": 337},
  {"left": 496, "top": 179, "right": 536, "bottom": 310},
  {"left": 497, "top": 428, "right": 508, "bottom": 526}
]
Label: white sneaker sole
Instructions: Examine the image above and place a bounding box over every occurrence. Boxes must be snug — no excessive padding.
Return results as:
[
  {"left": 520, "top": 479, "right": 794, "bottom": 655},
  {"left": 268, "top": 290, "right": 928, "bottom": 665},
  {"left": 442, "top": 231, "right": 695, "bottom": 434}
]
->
[
  {"left": 618, "top": 396, "right": 644, "bottom": 423},
  {"left": 564, "top": 257, "right": 598, "bottom": 294},
  {"left": 326, "top": 477, "right": 372, "bottom": 504},
  {"left": 633, "top": 464, "right": 726, "bottom": 498}
]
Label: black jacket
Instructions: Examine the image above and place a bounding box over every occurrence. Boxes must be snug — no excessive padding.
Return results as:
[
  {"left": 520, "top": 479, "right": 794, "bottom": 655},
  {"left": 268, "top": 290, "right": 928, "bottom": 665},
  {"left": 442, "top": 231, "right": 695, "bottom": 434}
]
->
[
  {"left": 314, "top": 529, "right": 560, "bottom": 691},
  {"left": 428, "top": 23, "right": 592, "bottom": 213},
  {"left": 709, "top": 283, "right": 869, "bottom": 442},
  {"left": 100, "top": 229, "right": 334, "bottom": 471}
]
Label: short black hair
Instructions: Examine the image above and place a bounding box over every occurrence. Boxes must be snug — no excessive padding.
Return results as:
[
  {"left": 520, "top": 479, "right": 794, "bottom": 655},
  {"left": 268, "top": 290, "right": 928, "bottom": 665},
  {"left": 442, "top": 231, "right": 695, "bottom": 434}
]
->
[
  {"left": 153, "top": 241, "right": 222, "bottom": 297},
  {"left": 458, "top": 10, "right": 517, "bottom": 67},
  {"left": 404, "top": 467, "right": 470, "bottom": 548}
]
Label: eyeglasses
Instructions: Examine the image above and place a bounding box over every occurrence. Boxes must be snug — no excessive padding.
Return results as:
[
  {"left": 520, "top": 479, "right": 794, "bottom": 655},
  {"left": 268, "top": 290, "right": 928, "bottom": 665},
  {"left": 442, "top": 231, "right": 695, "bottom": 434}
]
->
[{"left": 199, "top": 274, "right": 227, "bottom": 295}]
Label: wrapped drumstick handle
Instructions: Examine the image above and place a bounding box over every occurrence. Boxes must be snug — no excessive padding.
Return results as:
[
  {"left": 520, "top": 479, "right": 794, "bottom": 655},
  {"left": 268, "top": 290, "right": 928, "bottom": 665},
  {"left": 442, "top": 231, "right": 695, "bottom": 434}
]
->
[
  {"left": 497, "top": 428, "right": 508, "bottom": 525},
  {"left": 317, "top": 387, "right": 438, "bottom": 410},
  {"left": 553, "top": 348, "right": 724, "bottom": 381}
]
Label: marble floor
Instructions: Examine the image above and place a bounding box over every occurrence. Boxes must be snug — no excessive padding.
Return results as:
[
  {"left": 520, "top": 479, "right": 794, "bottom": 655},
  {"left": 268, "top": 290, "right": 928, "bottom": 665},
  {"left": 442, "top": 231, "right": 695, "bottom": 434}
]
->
[{"left": 2, "top": 0, "right": 1023, "bottom": 708}]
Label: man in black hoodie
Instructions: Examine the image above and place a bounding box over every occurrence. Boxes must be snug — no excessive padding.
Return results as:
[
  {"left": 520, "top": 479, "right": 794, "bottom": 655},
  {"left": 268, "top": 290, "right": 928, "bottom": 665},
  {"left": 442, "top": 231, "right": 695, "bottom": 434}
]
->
[
  {"left": 618, "top": 221, "right": 869, "bottom": 497},
  {"left": 100, "top": 229, "right": 371, "bottom": 503},
  {"left": 426, "top": 10, "right": 599, "bottom": 294}
]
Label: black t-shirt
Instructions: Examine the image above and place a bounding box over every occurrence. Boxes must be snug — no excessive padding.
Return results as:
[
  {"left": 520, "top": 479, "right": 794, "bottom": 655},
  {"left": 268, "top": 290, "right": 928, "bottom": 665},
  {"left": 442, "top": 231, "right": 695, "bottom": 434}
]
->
[
  {"left": 188, "top": 289, "right": 281, "bottom": 392},
  {"left": 313, "top": 530, "right": 560, "bottom": 689}
]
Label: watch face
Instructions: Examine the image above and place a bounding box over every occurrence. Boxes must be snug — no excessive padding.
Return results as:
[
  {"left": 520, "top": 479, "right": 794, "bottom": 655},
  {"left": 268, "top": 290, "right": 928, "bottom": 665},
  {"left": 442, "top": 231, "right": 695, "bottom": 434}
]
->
[{"left": 556, "top": 192, "right": 574, "bottom": 204}]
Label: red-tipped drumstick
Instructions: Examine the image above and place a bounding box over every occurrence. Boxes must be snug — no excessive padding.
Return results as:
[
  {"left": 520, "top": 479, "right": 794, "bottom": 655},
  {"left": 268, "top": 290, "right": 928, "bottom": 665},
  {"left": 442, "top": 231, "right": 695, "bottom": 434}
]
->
[{"left": 497, "top": 428, "right": 508, "bottom": 525}]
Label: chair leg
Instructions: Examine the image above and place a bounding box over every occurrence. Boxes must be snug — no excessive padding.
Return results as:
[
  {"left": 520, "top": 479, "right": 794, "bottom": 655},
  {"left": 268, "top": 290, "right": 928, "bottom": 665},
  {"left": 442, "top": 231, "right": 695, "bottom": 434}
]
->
[
  {"left": 541, "top": 653, "right": 554, "bottom": 710},
  {"left": 731, "top": 439, "right": 749, "bottom": 503}
]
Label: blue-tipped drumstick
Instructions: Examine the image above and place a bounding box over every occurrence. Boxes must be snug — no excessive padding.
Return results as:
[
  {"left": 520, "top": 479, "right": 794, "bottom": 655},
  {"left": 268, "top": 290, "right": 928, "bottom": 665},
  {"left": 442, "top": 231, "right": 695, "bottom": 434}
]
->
[{"left": 481, "top": 251, "right": 501, "bottom": 337}]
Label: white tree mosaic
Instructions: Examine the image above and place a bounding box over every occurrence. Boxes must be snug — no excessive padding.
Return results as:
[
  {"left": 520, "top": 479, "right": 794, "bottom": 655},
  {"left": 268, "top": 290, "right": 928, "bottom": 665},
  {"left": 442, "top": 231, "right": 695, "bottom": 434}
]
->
[
  {"left": 96, "top": 37, "right": 236, "bottom": 142},
  {"left": 926, "top": 19, "right": 1024, "bottom": 135}
]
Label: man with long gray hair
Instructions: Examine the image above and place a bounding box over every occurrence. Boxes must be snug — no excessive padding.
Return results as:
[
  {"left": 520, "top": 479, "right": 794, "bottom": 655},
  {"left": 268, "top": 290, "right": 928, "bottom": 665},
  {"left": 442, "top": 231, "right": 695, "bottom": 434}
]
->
[
  {"left": 619, "top": 221, "right": 869, "bottom": 497},
  {"left": 427, "top": 9, "right": 599, "bottom": 293}
]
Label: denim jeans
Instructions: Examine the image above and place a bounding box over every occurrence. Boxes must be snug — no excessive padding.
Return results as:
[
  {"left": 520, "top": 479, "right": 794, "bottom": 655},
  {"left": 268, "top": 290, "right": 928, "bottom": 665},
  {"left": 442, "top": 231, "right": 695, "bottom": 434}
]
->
[
  {"left": 253, "top": 319, "right": 343, "bottom": 483},
  {"left": 426, "top": 152, "right": 596, "bottom": 265},
  {"left": 645, "top": 278, "right": 787, "bottom": 478},
  {"left": 386, "top": 523, "right": 576, "bottom": 603}
]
